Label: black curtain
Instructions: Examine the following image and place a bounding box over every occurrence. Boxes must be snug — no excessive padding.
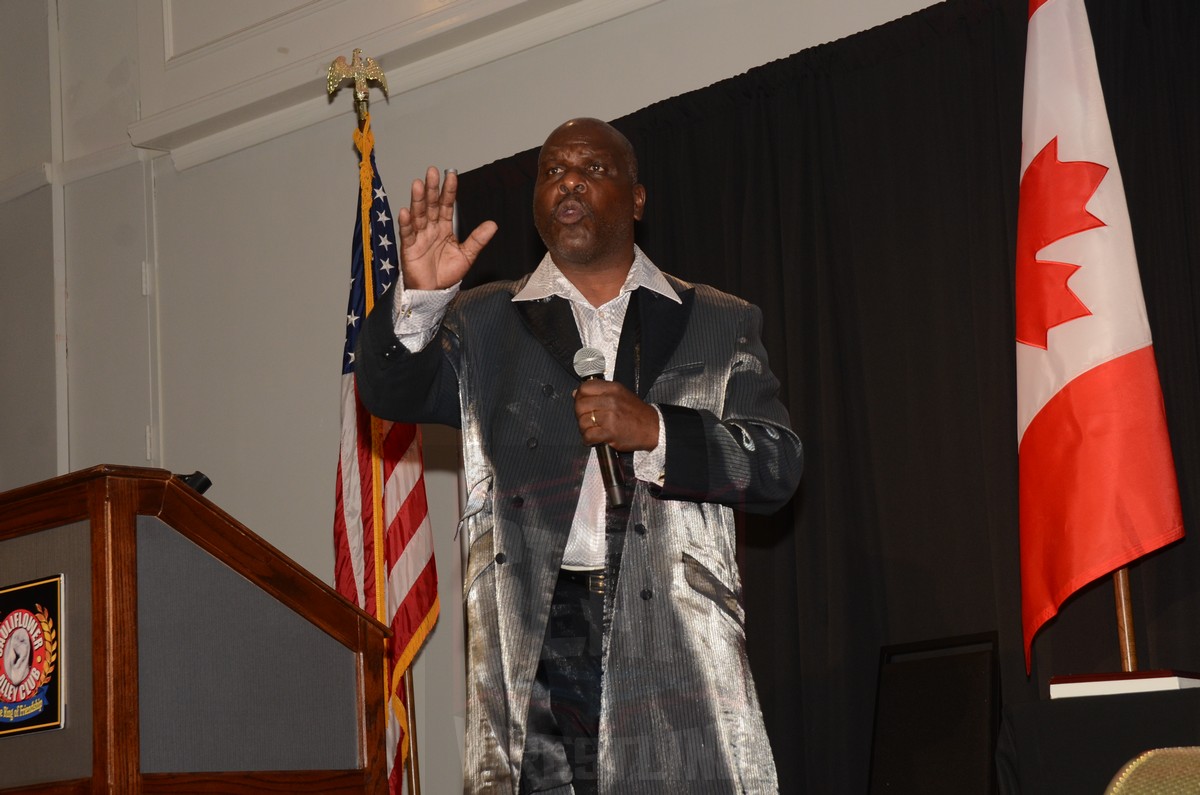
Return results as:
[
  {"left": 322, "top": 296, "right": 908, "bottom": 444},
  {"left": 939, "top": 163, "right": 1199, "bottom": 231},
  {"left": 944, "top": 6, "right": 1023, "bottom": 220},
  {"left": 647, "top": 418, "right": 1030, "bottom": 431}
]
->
[{"left": 456, "top": 0, "right": 1200, "bottom": 790}]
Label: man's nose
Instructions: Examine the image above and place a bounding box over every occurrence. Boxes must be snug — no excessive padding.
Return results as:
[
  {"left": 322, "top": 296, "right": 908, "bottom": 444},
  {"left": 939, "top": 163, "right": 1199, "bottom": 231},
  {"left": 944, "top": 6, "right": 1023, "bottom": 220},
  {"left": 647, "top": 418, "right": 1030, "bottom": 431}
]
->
[{"left": 559, "top": 169, "right": 587, "bottom": 193}]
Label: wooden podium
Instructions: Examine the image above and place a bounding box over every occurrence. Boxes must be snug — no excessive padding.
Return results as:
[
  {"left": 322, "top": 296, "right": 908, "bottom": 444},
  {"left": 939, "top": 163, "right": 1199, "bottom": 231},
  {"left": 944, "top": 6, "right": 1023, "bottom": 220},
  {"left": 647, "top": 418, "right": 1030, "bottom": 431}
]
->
[{"left": 0, "top": 466, "right": 389, "bottom": 794}]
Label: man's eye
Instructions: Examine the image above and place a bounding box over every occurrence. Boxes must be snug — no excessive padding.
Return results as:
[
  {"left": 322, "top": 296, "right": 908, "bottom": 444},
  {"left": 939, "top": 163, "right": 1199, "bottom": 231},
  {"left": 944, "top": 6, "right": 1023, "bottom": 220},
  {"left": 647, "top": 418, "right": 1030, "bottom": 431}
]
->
[{"left": 590, "top": 163, "right": 605, "bottom": 172}]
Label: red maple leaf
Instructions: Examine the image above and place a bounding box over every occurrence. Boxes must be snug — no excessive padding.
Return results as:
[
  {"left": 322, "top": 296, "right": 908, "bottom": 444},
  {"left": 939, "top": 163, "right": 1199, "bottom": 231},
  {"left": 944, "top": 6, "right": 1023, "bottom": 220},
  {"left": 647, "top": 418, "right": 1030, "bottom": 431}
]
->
[{"left": 1015, "top": 136, "right": 1108, "bottom": 349}]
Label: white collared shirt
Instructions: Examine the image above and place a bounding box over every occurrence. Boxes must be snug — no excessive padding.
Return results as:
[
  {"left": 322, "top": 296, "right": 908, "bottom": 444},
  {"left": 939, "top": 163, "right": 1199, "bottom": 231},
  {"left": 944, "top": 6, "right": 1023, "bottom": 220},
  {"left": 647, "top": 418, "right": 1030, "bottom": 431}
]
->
[{"left": 393, "top": 246, "right": 677, "bottom": 567}]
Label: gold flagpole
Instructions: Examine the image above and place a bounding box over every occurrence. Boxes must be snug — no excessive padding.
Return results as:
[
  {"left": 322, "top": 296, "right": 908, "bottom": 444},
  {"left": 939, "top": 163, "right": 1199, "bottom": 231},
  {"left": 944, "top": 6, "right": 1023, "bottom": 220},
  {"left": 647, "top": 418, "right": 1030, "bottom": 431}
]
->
[
  {"left": 329, "top": 51, "right": 427, "bottom": 795},
  {"left": 406, "top": 664, "right": 423, "bottom": 795}
]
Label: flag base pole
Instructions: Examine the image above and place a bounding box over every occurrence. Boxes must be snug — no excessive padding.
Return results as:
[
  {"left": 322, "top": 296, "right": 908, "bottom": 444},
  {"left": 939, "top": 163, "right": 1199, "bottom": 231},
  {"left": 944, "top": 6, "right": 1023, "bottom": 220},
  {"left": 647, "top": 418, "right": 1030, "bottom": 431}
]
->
[
  {"left": 405, "top": 667, "right": 423, "bottom": 795},
  {"left": 1113, "top": 567, "right": 1138, "bottom": 673}
]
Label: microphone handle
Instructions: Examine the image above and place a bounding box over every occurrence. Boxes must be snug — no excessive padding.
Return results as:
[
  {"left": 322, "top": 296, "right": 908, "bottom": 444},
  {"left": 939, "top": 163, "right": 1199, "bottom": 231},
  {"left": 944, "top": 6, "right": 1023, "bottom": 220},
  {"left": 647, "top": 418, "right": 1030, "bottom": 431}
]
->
[{"left": 581, "top": 373, "right": 627, "bottom": 508}]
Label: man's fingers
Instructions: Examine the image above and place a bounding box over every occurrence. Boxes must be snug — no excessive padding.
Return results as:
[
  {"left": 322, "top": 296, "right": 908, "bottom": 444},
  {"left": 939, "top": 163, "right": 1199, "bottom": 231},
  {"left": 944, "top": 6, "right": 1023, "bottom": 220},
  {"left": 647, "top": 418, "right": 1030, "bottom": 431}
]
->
[
  {"left": 423, "top": 165, "right": 441, "bottom": 195},
  {"left": 440, "top": 169, "right": 459, "bottom": 214},
  {"left": 574, "top": 383, "right": 659, "bottom": 451},
  {"left": 409, "top": 177, "right": 428, "bottom": 229},
  {"left": 396, "top": 207, "right": 415, "bottom": 245},
  {"left": 424, "top": 166, "right": 443, "bottom": 222},
  {"left": 460, "top": 221, "right": 498, "bottom": 263},
  {"left": 410, "top": 166, "right": 458, "bottom": 233},
  {"left": 400, "top": 166, "right": 490, "bottom": 287}
]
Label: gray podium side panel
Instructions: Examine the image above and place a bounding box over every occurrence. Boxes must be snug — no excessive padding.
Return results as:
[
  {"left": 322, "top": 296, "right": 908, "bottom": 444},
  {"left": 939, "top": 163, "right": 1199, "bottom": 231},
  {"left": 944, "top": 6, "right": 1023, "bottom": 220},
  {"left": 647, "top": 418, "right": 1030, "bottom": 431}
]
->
[
  {"left": 0, "top": 521, "right": 92, "bottom": 789},
  {"left": 137, "top": 516, "right": 359, "bottom": 773}
]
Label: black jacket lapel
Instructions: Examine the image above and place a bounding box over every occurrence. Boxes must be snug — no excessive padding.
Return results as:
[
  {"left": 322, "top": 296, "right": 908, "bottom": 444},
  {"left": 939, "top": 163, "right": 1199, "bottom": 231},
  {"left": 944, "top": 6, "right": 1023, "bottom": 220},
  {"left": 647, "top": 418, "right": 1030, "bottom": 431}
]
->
[
  {"left": 513, "top": 296, "right": 583, "bottom": 379},
  {"left": 631, "top": 282, "right": 695, "bottom": 397}
]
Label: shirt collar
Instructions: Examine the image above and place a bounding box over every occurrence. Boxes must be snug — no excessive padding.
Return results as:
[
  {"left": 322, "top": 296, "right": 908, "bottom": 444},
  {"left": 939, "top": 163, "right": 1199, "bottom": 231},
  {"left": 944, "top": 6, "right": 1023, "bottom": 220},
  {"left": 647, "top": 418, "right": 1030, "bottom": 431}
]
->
[{"left": 513, "top": 246, "right": 682, "bottom": 305}]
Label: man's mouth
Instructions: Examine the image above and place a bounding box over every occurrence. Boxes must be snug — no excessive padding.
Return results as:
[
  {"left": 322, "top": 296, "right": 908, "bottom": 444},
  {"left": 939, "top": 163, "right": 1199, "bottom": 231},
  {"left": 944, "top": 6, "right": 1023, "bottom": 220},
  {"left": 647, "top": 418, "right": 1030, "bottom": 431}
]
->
[{"left": 554, "top": 198, "right": 588, "bottom": 224}]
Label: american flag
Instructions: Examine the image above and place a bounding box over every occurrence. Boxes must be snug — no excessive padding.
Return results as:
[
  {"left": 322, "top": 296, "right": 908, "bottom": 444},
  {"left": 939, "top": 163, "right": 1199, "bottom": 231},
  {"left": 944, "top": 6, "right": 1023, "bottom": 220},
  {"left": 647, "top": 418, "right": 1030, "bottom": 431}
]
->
[{"left": 334, "top": 115, "right": 440, "bottom": 793}]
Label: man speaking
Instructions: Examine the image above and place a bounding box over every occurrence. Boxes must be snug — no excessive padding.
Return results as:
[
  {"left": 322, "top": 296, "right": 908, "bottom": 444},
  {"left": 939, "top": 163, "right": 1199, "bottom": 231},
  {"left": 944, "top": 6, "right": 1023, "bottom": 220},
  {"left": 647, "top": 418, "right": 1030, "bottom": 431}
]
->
[{"left": 356, "top": 117, "right": 802, "bottom": 794}]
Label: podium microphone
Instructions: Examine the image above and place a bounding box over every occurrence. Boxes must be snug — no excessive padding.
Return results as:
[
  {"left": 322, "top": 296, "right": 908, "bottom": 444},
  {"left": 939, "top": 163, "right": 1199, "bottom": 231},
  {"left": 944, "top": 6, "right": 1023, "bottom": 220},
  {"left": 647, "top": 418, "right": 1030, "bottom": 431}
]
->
[
  {"left": 573, "top": 347, "right": 627, "bottom": 507},
  {"left": 176, "top": 471, "right": 212, "bottom": 495}
]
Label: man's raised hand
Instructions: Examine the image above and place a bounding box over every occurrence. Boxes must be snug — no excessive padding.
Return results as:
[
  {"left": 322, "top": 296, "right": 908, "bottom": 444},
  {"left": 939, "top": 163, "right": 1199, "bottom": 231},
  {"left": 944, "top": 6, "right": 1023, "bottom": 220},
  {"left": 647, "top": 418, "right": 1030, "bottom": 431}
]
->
[{"left": 396, "top": 166, "right": 497, "bottom": 290}]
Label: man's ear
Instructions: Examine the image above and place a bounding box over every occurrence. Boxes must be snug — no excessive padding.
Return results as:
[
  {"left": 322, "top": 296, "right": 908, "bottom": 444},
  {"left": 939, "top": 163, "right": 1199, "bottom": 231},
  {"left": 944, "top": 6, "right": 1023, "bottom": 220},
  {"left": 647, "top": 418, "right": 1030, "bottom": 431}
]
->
[{"left": 632, "top": 184, "right": 647, "bottom": 221}]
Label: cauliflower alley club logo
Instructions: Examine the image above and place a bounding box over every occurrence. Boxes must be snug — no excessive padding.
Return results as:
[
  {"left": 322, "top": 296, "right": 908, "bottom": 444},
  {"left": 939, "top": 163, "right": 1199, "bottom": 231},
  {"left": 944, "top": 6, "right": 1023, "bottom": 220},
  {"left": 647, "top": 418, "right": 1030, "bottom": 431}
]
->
[{"left": 0, "top": 575, "right": 62, "bottom": 736}]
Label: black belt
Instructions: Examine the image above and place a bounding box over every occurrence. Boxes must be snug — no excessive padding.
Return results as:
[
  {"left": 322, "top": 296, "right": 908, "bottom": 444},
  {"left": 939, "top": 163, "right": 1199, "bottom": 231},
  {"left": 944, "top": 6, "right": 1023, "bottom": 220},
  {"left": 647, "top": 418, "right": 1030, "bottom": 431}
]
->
[{"left": 558, "top": 568, "right": 607, "bottom": 595}]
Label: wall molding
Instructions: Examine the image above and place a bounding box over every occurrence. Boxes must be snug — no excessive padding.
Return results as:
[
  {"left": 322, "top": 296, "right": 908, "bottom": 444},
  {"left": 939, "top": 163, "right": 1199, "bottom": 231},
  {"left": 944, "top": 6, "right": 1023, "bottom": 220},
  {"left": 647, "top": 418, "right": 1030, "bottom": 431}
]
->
[
  {"left": 0, "top": 143, "right": 156, "bottom": 205},
  {"left": 50, "top": 143, "right": 152, "bottom": 187},
  {"left": 0, "top": 165, "right": 51, "bottom": 204},
  {"left": 130, "top": 0, "right": 662, "bottom": 171}
]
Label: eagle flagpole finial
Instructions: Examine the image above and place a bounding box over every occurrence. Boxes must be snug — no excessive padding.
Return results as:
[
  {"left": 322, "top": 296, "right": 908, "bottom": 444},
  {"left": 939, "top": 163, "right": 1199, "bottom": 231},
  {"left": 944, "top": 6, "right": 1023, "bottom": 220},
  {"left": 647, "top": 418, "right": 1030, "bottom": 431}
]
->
[{"left": 328, "top": 48, "right": 388, "bottom": 120}]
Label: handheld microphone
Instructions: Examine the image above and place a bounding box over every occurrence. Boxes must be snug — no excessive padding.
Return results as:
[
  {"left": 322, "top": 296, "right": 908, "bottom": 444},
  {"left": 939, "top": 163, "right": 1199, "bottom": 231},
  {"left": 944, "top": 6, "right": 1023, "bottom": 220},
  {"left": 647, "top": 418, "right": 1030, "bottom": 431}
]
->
[{"left": 573, "top": 347, "right": 627, "bottom": 507}]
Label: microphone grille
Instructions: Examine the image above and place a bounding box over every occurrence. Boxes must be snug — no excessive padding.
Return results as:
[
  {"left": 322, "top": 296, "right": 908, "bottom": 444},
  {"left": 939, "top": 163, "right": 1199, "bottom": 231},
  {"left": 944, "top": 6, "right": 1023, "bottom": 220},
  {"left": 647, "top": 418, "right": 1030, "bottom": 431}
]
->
[{"left": 573, "top": 347, "right": 606, "bottom": 378}]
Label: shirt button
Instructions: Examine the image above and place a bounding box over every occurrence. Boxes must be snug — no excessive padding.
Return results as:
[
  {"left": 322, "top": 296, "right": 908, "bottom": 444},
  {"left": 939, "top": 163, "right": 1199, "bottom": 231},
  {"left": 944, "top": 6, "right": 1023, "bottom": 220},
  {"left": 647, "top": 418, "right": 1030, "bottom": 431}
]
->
[
  {"left": 511, "top": 495, "right": 524, "bottom": 508},
  {"left": 640, "top": 588, "right": 653, "bottom": 601},
  {"left": 527, "top": 437, "right": 538, "bottom": 449},
  {"left": 634, "top": 523, "right": 647, "bottom": 536},
  {"left": 542, "top": 384, "right": 555, "bottom": 396},
  {"left": 494, "top": 552, "right": 507, "bottom": 564}
]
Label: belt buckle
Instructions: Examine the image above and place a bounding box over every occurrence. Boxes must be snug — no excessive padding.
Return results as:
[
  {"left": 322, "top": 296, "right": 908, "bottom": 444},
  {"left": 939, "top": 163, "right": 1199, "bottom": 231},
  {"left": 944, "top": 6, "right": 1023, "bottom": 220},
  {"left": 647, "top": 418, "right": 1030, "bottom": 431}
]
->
[{"left": 588, "top": 571, "right": 606, "bottom": 595}]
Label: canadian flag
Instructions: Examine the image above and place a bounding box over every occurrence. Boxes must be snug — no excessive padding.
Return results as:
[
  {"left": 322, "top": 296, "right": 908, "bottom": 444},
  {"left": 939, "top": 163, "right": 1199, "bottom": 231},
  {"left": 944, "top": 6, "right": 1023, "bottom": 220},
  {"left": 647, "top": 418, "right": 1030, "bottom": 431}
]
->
[{"left": 1016, "top": 0, "right": 1183, "bottom": 669}]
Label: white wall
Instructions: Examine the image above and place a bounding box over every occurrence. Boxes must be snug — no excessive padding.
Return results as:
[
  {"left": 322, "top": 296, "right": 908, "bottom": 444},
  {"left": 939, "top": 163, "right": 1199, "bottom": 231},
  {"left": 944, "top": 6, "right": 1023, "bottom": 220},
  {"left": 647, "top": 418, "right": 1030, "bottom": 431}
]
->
[
  {"left": 0, "top": 0, "right": 51, "bottom": 181},
  {"left": 1, "top": 0, "right": 935, "bottom": 789},
  {"left": 0, "top": 0, "right": 57, "bottom": 492},
  {"left": 65, "top": 163, "right": 158, "bottom": 471},
  {"left": 56, "top": 0, "right": 140, "bottom": 161},
  {"left": 0, "top": 186, "right": 57, "bottom": 491}
]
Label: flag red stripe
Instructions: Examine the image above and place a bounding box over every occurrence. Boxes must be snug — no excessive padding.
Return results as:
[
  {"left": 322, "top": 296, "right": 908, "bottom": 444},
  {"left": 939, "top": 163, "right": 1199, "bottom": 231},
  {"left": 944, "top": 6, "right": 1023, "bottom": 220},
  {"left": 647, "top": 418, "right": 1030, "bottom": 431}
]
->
[
  {"left": 1019, "top": 346, "right": 1184, "bottom": 657},
  {"left": 391, "top": 559, "right": 439, "bottom": 657},
  {"left": 381, "top": 425, "right": 425, "bottom": 554},
  {"left": 383, "top": 422, "right": 419, "bottom": 472},
  {"left": 387, "top": 478, "right": 429, "bottom": 563},
  {"left": 1029, "top": 0, "right": 1052, "bottom": 19}
]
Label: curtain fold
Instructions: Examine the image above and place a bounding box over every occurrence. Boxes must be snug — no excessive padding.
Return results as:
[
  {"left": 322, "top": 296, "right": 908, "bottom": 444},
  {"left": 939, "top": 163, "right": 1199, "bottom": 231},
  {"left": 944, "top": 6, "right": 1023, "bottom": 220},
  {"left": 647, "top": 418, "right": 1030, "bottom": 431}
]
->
[{"left": 456, "top": 0, "right": 1200, "bottom": 789}]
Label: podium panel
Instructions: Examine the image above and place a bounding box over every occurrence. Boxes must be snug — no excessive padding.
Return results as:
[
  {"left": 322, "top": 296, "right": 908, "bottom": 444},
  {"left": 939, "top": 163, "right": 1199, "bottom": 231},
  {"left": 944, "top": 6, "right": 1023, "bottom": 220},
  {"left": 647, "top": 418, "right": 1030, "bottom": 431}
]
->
[
  {"left": 0, "top": 521, "right": 92, "bottom": 789},
  {"left": 137, "top": 516, "right": 358, "bottom": 772}
]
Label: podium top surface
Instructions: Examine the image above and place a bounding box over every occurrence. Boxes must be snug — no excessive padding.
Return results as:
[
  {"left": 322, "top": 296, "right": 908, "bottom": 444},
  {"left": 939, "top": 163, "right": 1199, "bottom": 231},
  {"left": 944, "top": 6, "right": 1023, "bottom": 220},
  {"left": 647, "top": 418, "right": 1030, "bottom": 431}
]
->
[{"left": 0, "top": 464, "right": 389, "bottom": 640}]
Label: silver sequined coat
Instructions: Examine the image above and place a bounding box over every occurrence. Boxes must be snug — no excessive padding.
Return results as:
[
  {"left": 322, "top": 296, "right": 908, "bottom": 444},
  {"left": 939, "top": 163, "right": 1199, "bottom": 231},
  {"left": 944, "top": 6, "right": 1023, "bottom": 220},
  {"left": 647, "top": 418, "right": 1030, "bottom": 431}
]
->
[{"left": 356, "top": 271, "right": 802, "bottom": 794}]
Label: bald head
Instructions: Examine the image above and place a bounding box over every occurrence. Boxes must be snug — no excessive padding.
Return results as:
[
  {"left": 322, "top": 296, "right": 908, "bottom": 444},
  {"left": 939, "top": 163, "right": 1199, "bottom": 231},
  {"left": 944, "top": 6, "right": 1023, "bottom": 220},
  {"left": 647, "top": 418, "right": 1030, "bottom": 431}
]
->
[{"left": 542, "top": 118, "right": 638, "bottom": 183}]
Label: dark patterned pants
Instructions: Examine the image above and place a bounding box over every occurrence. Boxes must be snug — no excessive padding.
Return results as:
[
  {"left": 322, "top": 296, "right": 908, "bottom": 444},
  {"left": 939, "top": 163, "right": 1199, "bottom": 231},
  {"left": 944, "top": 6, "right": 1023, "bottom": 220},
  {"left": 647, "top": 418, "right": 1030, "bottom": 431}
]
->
[{"left": 521, "top": 568, "right": 605, "bottom": 795}]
